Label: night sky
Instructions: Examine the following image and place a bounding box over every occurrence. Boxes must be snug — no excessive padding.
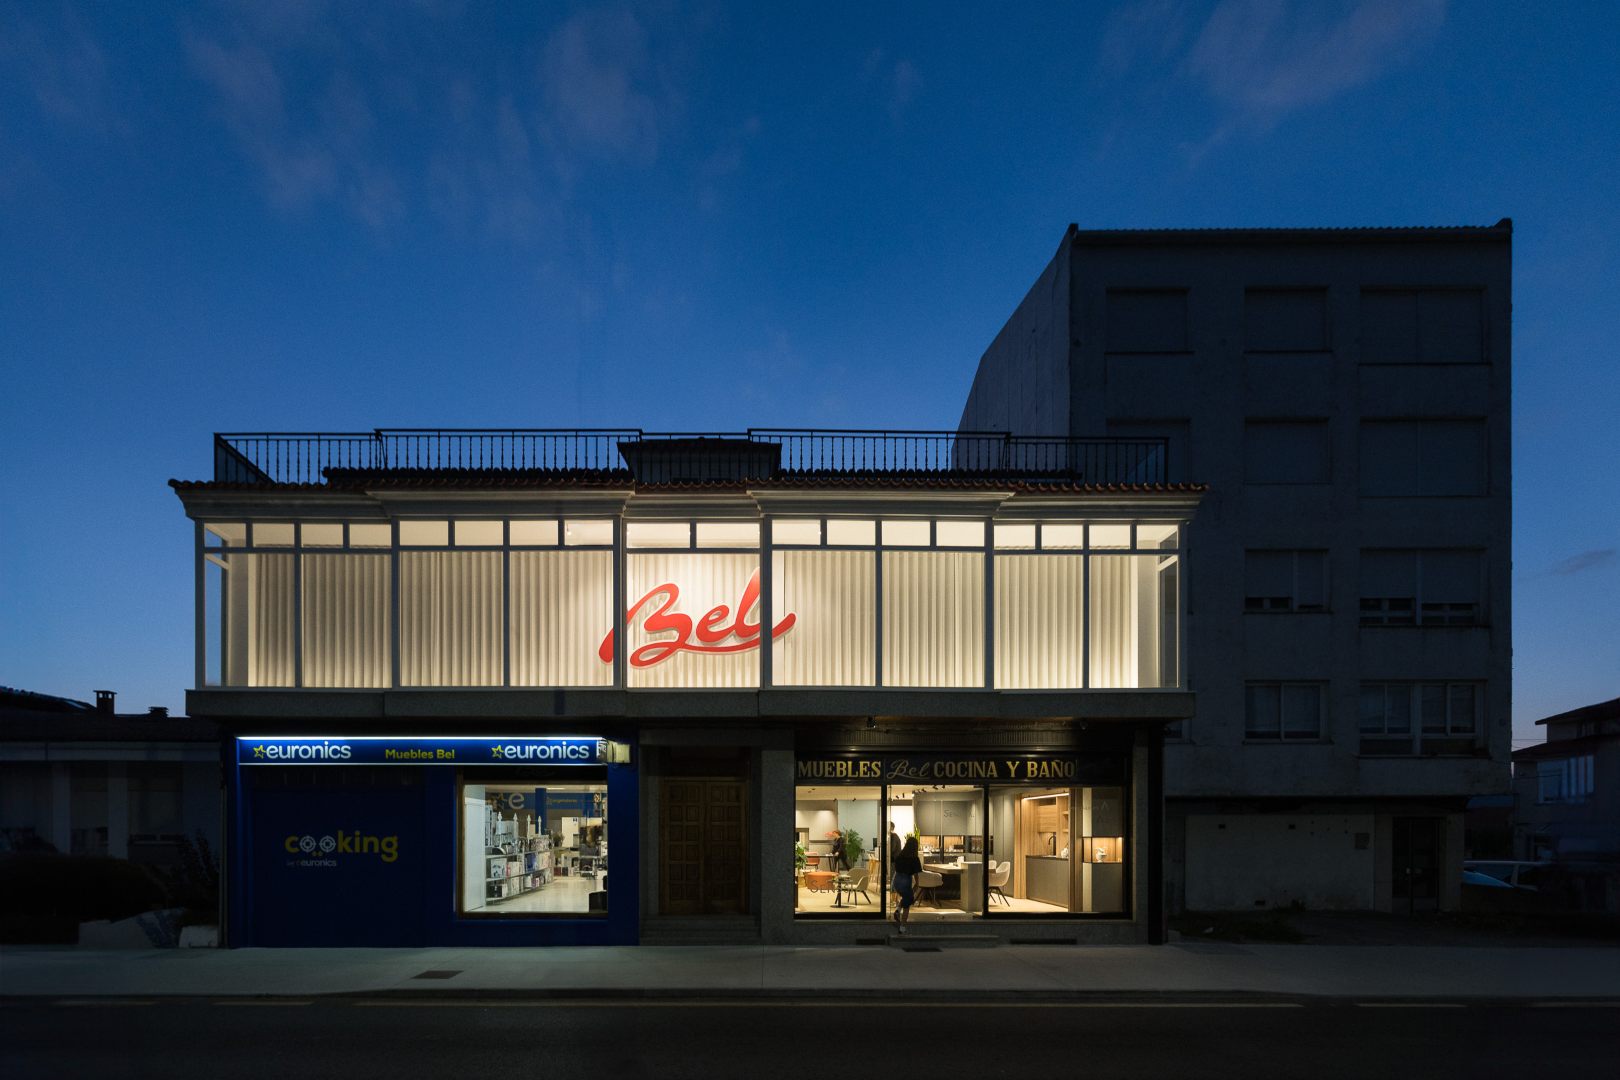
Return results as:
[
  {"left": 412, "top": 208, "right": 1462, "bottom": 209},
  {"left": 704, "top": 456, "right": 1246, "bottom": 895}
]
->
[{"left": 2, "top": 2, "right": 1616, "bottom": 749}]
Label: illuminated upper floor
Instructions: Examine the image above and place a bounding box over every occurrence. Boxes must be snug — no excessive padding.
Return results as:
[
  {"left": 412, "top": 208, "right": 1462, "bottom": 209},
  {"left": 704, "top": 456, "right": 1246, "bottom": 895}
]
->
[{"left": 173, "top": 430, "right": 1203, "bottom": 699}]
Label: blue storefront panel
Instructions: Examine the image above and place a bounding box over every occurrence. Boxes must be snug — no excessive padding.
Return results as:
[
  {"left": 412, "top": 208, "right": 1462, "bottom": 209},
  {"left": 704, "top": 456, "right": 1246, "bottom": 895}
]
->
[{"left": 229, "top": 736, "right": 638, "bottom": 947}]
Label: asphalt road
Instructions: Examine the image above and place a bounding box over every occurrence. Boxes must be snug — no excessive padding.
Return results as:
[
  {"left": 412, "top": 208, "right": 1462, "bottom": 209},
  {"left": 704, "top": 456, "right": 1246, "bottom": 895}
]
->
[{"left": 3, "top": 997, "right": 1617, "bottom": 1079}]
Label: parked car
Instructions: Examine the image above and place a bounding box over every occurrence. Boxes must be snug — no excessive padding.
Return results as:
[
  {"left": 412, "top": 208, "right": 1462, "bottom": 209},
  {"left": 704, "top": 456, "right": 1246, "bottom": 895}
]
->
[{"left": 1462, "top": 860, "right": 1551, "bottom": 891}]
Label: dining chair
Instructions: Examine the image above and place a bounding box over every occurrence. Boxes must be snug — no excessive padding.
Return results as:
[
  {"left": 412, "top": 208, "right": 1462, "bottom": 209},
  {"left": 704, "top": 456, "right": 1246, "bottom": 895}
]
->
[
  {"left": 987, "top": 860, "right": 1011, "bottom": 905},
  {"left": 914, "top": 870, "right": 943, "bottom": 908}
]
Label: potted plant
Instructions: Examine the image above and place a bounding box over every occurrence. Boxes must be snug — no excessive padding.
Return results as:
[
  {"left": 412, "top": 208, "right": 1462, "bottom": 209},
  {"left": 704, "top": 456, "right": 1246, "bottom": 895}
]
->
[
  {"left": 794, "top": 841, "right": 807, "bottom": 906},
  {"left": 840, "top": 827, "right": 865, "bottom": 870}
]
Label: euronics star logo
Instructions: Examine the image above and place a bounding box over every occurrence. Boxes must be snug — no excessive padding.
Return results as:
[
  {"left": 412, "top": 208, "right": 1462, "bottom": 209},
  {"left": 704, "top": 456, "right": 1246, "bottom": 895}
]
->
[
  {"left": 252, "top": 745, "right": 266, "bottom": 759},
  {"left": 491, "top": 745, "right": 504, "bottom": 759}
]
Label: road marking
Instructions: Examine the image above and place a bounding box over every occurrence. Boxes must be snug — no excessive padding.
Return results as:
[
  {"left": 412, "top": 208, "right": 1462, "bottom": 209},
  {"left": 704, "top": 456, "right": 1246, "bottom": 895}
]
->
[
  {"left": 1356, "top": 1003, "right": 1466, "bottom": 1009},
  {"left": 350, "top": 999, "right": 1305, "bottom": 1009}
]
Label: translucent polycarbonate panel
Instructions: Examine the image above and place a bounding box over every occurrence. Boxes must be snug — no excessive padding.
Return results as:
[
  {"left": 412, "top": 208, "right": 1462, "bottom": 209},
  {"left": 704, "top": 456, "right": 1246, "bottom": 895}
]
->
[
  {"left": 400, "top": 551, "right": 502, "bottom": 686},
  {"left": 564, "top": 519, "right": 613, "bottom": 546},
  {"left": 625, "top": 552, "right": 765, "bottom": 688},
  {"left": 772, "top": 549, "right": 876, "bottom": 686},
  {"left": 772, "top": 519, "right": 822, "bottom": 546},
  {"left": 696, "top": 521, "right": 760, "bottom": 548},
  {"left": 204, "top": 522, "right": 245, "bottom": 547},
  {"left": 626, "top": 521, "right": 691, "bottom": 548},
  {"left": 1089, "top": 555, "right": 1176, "bottom": 688},
  {"left": 222, "top": 553, "right": 294, "bottom": 686},
  {"left": 399, "top": 520, "right": 449, "bottom": 546},
  {"left": 825, "top": 519, "right": 876, "bottom": 546},
  {"left": 348, "top": 523, "right": 392, "bottom": 547},
  {"left": 935, "top": 521, "right": 986, "bottom": 548},
  {"left": 881, "top": 551, "right": 984, "bottom": 688},
  {"left": 253, "top": 523, "right": 294, "bottom": 547},
  {"left": 301, "top": 523, "right": 343, "bottom": 548},
  {"left": 994, "top": 555, "right": 1084, "bottom": 689},
  {"left": 509, "top": 520, "right": 559, "bottom": 547},
  {"left": 1089, "top": 525, "right": 1132, "bottom": 550},
  {"left": 302, "top": 554, "right": 391, "bottom": 687},
  {"left": 455, "top": 520, "right": 503, "bottom": 546},
  {"left": 881, "top": 520, "right": 931, "bottom": 547},
  {"left": 1042, "top": 524, "right": 1084, "bottom": 549},
  {"left": 510, "top": 550, "right": 613, "bottom": 687},
  {"left": 993, "top": 524, "right": 1036, "bottom": 550}
]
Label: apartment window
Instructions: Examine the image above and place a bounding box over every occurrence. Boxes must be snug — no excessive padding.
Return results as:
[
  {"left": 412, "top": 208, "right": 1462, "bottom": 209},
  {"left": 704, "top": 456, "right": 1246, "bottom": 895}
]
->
[
  {"left": 1245, "top": 289, "right": 1328, "bottom": 352},
  {"left": 1245, "top": 421, "right": 1330, "bottom": 484},
  {"left": 1359, "top": 682, "right": 1480, "bottom": 754},
  {"left": 1361, "top": 289, "right": 1485, "bottom": 364},
  {"left": 1245, "top": 550, "right": 1327, "bottom": 612},
  {"left": 1359, "top": 420, "right": 1487, "bottom": 496},
  {"left": 1245, "top": 683, "right": 1324, "bottom": 740},
  {"left": 1537, "top": 756, "right": 1595, "bottom": 804},
  {"left": 1359, "top": 550, "right": 1483, "bottom": 626},
  {"left": 1106, "top": 289, "right": 1189, "bottom": 353}
]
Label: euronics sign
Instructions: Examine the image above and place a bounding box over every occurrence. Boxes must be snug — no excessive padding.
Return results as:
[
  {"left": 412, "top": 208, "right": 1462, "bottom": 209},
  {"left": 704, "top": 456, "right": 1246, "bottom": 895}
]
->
[{"left": 238, "top": 736, "right": 629, "bottom": 766}]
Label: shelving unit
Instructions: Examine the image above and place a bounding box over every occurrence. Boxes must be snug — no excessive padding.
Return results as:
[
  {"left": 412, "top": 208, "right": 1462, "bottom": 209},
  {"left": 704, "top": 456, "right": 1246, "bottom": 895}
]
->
[{"left": 484, "top": 810, "right": 554, "bottom": 903}]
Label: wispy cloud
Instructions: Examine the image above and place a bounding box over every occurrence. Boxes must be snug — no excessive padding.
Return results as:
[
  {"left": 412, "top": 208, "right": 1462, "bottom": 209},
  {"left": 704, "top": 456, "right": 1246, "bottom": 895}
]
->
[
  {"left": 1098, "top": 0, "right": 1448, "bottom": 147},
  {"left": 1550, "top": 549, "right": 1617, "bottom": 576},
  {"left": 538, "top": 8, "right": 668, "bottom": 169},
  {"left": 864, "top": 49, "right": 921, "bottom": 126},
  {"left": 1, "top": 3, "right": 116, "bottom": 131}
]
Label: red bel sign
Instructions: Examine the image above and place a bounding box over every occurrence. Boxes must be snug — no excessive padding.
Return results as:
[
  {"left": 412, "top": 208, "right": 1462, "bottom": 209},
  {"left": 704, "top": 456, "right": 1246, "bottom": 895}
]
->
[{"left": 597, "top": 568, "right": 797, "bottom": 668}]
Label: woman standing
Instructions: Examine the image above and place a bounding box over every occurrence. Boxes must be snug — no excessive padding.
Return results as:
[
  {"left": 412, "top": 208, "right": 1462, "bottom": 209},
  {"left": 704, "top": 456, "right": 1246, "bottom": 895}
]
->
[{"left": 891, "top": 835, "right": 922, "bottom": 935}]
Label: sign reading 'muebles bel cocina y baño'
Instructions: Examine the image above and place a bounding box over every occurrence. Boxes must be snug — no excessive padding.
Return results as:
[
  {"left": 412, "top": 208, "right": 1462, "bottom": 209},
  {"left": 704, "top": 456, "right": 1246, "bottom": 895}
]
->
[
  {"left": 238, "top": 737, "right": 630, "bottom": 766},
  {"left": 796, "top": 755, "right": 1085, "bottom": 783}
]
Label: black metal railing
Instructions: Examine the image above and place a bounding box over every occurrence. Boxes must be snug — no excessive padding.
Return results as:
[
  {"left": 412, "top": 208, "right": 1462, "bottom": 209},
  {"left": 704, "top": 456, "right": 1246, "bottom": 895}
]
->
[{"left": 212, "top": 430, "right": 1168, "bottom": 485}]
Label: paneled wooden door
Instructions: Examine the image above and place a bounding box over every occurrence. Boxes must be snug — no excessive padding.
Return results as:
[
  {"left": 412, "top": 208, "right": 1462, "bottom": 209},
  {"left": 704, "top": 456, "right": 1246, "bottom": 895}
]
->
[{"left": 661, "top": 779, "right": 750, "bottom": 915}]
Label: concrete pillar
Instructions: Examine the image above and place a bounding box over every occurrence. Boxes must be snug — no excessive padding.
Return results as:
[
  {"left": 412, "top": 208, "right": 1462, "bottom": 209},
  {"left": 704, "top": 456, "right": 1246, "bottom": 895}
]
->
[
  {"left": 107, "top": 763, "right": 129, "bottom": 859},
  {"left": 759, "top": 747, "right": 795, "bottom": 944},
  {"left": 50, "top": 762, "right": 71, "bottom": 853}
]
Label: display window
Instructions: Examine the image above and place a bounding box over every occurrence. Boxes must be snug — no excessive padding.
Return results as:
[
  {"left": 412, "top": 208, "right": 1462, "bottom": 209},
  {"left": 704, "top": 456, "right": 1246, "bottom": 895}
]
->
[
  {"left": 792, "top": 755, "right": 1129, "bottom": 921},
  {"left": 794, "top": 784, "right": 882, "bottom": 915},
  {"left": 458, "top": 768, "right": 608, "bottom": 917}
]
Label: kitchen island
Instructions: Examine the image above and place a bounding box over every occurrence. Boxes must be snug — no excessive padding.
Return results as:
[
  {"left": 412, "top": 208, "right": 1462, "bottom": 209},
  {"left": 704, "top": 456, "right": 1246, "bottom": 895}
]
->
[{"left": 1025, "top": 855, "right": 1070, "bottom": 907}]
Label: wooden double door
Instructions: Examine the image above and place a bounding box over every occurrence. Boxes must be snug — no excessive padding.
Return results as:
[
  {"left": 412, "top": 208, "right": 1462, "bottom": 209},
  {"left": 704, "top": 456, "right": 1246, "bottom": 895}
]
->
[{"left": 660, "top": 778, "right": 749, "bottom": 915}]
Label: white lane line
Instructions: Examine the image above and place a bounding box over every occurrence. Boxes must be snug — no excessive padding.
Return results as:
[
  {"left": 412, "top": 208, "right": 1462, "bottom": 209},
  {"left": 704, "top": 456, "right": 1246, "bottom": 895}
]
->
[{"left": 350, "top": 999, "right": 1305, "bottom": 1009}]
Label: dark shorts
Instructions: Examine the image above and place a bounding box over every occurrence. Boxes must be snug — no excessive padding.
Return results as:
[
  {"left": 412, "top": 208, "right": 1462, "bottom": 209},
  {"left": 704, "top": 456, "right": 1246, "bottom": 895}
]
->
[{"left": 893, "top": 872, "right": 915, "bottom": 908}]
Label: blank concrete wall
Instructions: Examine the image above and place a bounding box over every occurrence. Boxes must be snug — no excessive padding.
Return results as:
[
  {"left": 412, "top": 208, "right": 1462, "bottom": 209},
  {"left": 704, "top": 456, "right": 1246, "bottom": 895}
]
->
[{"left": 1185, "top": 814, "right": 1375, "bottom": 910}]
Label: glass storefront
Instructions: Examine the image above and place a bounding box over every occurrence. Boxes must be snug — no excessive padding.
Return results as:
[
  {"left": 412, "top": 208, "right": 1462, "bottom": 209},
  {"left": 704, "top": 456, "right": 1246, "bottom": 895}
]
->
[
  {"left": 458, "top": 768, "right": 609, "bottom": 917},
  {"left": 793, "top": 754, "right": 1129, "bottom": 920}
]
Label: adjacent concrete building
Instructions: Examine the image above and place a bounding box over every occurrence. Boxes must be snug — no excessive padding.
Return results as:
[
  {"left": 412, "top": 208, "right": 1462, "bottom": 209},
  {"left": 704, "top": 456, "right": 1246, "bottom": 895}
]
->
[
  {"left": 959, "top": 222, "right": 1513, "bottom": 914},
  {"left": 1512, "top": 696, "right": 1619, "bottom": 912}
]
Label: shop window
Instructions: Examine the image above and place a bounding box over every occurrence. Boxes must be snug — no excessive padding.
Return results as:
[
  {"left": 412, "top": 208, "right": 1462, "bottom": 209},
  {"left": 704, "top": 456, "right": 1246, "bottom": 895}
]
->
[
  {"left": 459, "top": 771, "right": 608, "bottom": 917},
  {"left": 300, "top": 523, "right": 343, "bottom": 548},
  {"left": 509, "top": 519, "right": 560, "bottom": 547},
  {"left": 348, "top": 523, "right": 392, "bottom": 547},
  {"left": 793, "top": 784, "right": 882, "bottom": 916}
]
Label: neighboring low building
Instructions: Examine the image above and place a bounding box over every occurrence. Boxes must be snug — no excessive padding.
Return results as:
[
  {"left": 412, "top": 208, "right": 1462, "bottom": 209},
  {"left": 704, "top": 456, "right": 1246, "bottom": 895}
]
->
[
  {"left": 0, "top": 688, "right": 219, "bottom": 868},
  {"left": 1512, "top": 696, "right": 1620, "bottom": 913}
]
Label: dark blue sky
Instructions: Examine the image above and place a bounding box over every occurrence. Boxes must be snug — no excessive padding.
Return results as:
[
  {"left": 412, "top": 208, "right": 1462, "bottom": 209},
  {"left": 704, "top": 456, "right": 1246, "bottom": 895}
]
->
[{"left": 2, "top": 2, "right": 1615, "bottom": 745}]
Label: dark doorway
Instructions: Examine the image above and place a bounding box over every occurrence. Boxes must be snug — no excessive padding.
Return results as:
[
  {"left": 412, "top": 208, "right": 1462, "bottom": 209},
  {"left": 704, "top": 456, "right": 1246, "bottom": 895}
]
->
[
  {"left": 660, "top": 777, "right": 749, "bottom": 915},
  {"left": 1392, "top": 816, "right": 1442, "bottom": 914}
]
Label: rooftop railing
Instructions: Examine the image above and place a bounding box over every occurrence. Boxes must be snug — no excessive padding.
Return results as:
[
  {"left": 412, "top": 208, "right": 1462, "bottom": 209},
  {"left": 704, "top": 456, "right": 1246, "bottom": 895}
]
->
[{"left": 213, "top": 429, "right": 1168, "bottom": 485}]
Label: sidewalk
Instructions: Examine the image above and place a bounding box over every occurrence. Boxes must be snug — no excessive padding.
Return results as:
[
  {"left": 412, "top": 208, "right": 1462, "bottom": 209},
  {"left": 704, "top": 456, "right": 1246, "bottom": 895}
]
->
[{"left": 4, "top": 940, "right": 1618, "bottom": 1001}]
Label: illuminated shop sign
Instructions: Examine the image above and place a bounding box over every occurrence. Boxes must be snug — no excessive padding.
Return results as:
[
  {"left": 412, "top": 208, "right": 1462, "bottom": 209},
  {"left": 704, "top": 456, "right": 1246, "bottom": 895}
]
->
[
  {"left": 796, "top": 755, "right": 1084, "bottom": 783},
  {"left": 239, "top": 737, "right": 629, "bottom": 766},
  {"left": 598, "top": 567, "right": 796, "bottom": 668}
]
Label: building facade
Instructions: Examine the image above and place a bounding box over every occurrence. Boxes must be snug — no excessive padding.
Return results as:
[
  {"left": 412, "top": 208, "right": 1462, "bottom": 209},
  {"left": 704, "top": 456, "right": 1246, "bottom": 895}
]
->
[
  {"left": 0, "top": 688, "right": 219, "bottom": 867},
  {"left": 1512, "top": 697, "right": 1619, "bottom": 913},
  {"left": 174, "top": 431, "right": 1201, "bottom": 946},
  {"left": 959, "top": 222, "right": 1513, "bottom": 914}
]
